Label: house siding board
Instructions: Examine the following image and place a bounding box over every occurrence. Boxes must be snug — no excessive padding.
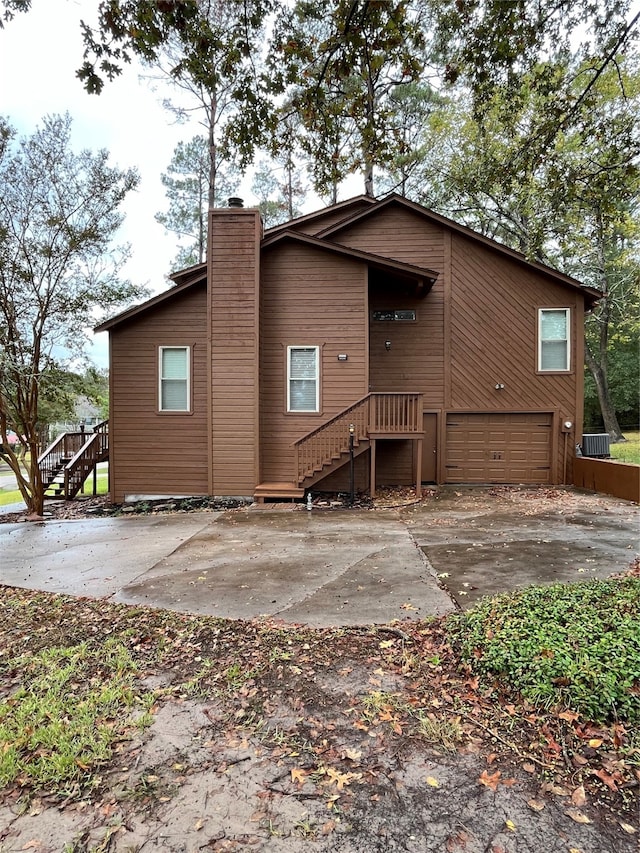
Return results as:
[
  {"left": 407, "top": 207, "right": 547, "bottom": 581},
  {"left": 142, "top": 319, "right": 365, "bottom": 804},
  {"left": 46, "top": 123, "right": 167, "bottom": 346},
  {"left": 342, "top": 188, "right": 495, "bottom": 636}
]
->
[
  {"left": 209, "top": 209, "right": 261, "bottom": 495},
  {"left": 335, "top": 206, "right": 446, "bottom": 409},
  {"left": 259, "top": 244, "right": 368, "bottom": 483},
  {"left": 109, "top": 284, "right": 208, "bottom": 502},
  {"left": 448, "top": 233, "right": 581, "bottom": 484}
]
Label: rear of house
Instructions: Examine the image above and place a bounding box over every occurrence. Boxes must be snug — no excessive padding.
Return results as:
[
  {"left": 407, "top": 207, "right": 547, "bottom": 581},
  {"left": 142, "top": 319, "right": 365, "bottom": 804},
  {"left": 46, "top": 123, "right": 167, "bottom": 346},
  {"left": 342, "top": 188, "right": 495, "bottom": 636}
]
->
[{"left": 97, "top": 195, "right": 598, "bottom": 503}]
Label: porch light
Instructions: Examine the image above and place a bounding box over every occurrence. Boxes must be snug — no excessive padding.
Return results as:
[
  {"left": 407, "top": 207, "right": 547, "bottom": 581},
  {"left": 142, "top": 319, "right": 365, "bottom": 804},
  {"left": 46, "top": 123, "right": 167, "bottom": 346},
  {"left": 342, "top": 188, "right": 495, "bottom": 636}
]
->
[
  {"left": 337, "top": 353, "right": 348, "bottom": 361},
  {"left": 384, "top": 340, "right": 391, "bottom": 351}
]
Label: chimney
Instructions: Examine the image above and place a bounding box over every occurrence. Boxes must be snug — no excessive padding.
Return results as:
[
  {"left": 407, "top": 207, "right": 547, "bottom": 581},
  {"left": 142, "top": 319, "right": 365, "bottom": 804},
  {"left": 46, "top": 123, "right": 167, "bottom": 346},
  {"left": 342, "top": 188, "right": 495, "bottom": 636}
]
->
[
  {"left": 208, "top": 204, "right": 261, "bottom": 495},
  {"left": 228, "top": 197, "right": 244, "bottom": 208}
]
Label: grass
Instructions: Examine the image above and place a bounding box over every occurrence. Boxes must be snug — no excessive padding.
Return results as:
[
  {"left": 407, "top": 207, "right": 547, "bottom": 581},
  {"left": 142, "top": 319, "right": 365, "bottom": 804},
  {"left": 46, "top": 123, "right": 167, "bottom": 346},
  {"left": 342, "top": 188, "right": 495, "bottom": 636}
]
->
[
  {"left": 610, "top": 430, "right": 640, "bottom": 465},
  {"left": 0, "top": 470, "right": 109, "bottom": 506},
  {"left": 0, "top": 640, "right": 154, "bottom": 793},
  {"left": 446, "top": 576, "right": 640, "bottom": 723}
]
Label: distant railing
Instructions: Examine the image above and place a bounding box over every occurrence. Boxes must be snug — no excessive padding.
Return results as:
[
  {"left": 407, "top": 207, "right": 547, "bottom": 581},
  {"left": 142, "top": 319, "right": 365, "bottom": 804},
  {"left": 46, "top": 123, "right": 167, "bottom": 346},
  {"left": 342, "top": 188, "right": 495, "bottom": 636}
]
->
[
  {"left": 39, "top": 420, "right": 108, "bottom": 498},
  {"left": 293, "top": 393, "right": 422, "bottom": 486}
]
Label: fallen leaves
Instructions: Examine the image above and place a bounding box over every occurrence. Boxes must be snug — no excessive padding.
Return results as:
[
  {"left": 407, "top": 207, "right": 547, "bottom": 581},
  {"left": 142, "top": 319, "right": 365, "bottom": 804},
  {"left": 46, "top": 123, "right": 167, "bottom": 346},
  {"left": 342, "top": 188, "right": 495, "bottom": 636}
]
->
[
  {"left": 565, "top": 808, "right": 592, "bottom": 824},
  {"left": 479, "top": 769, "right": 501, "bottom": 791}
]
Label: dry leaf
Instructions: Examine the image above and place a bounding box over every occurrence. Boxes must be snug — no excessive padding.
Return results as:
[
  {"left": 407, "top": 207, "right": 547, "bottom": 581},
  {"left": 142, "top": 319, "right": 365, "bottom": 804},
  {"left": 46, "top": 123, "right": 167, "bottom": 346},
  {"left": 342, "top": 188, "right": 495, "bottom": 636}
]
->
[
  {"left": 558, "top": 710, "right": 580, "bottom": 723},
  {"left": 587, "top": 738, "right": 602, "bottom": 748},
  {"left": 21, "top": 843, "right": 42, "bottom": 851},
  {"left": 479, "top": 770, "right": 501, "bottom": 791},
  {"left": 594, "top": 768, "right": 619, "bottom": 791},
  {"left": 343, "top": 748, "right": 361, "bottom": 762},
  {"left": 565, "top": 808, "right": 592, "bottom": 824},
  {"left": 379, "top": 639, "right": 394, "bottom": 648},
  {"left": 426, "top": 776, "right": 440, "bottom": 788},
  {"left": 321, "top": 819, "right": 337, "bottom": 835},
  {"left": 522, "top": 762, "right": 536, "bottom": 773},
  {"left": 620, "top": 822, "right": 637, "bottom": 835},
  {"left": 505, "top": 819, "right": 516, "bottom": 832},
  {"left": 291, "top": 767, "right": 308, "bottom": 785},
  {"left": 571, "top": 784, "right": 586, "bottom": 807},
  {"left": 194, "top": 819, "right": 203, "bottom": 831},
  {"left": 527, "top": 799, "right": 545, "bottom": 812}
]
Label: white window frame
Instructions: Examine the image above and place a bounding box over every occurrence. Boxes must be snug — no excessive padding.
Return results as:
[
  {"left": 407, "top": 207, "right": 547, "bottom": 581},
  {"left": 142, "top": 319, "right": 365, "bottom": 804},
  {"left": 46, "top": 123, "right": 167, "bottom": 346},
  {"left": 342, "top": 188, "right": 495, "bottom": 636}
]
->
[
  {"left": 538, "top": 308, "right": 571, "bottom": 372},
  {"left": 287, "top": 346, "right": 319, "bottom": 413},
  {"left": 159, "top": 346, "right": 191, "bottom": 412}
]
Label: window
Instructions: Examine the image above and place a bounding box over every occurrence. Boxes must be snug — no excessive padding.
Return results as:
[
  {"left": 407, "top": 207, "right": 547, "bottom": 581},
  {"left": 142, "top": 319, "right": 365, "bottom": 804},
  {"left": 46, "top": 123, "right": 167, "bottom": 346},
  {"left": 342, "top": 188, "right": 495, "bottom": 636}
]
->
[
  {"left": 287, "top": 346, "right": 319, "bottom": 412},
  {"left": 538, "top": 309, "right": 570, "bottom": 371},
  {"left": 159, "top": 346, "right": 190, "bottom": 411}
]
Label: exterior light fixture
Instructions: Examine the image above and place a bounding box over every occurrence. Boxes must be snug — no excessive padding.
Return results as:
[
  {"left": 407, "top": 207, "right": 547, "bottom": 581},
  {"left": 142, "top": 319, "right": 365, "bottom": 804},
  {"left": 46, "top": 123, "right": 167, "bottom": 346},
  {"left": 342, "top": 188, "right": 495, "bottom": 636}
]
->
[
  {"left": 564, "top": 420, "right": 573, "bottom": 430},
  {"left": 494, "top": 383, "right": 505, "bottom": 390},
  {"left": 384, "top": 340, "right": 391, "bottom": 351},
  {"left": 337, "top": 353, "right": 348, "bottom": 361}
]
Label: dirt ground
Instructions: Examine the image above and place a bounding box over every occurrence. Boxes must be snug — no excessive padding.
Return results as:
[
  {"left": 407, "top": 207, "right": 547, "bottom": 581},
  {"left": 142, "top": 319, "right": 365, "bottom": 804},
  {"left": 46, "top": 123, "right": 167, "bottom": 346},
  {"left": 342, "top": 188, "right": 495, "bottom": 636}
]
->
[{"left": 0, "top": 487, "right": 638, "bottom": 852}]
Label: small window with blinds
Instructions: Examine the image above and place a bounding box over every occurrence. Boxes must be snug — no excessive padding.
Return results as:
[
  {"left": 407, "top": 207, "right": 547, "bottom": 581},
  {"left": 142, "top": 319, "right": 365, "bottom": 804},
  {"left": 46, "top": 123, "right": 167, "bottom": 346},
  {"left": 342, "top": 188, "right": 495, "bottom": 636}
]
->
[
  {"left": 287, "top": 346, "right": 319, "bottom": 412},
  {"left": 159, "top": 346, "right": 190, "bottom": 411},
  {"left": 538, "top": 309, "right": 570, "bottom": 372}
]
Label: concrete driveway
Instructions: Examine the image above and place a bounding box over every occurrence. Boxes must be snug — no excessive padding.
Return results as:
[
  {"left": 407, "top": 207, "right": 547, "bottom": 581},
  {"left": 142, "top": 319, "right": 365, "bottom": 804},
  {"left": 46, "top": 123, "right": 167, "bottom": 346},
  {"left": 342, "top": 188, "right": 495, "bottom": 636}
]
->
[{"left": 0, "top": 487, "right": 638, "bottom": 624}]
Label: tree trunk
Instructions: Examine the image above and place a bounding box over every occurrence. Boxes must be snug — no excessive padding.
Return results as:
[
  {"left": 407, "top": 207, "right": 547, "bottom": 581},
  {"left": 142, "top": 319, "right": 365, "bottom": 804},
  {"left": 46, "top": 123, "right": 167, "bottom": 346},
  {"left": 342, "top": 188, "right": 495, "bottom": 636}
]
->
[
  {"left": 364, "top": 160, "right": 374, "bottom": 197},
  {"left": 208, "top": 87, "right": 217, "bottom": 210},
  {"left": 584, "top": 345, "right": 625, "bottom": 443}
]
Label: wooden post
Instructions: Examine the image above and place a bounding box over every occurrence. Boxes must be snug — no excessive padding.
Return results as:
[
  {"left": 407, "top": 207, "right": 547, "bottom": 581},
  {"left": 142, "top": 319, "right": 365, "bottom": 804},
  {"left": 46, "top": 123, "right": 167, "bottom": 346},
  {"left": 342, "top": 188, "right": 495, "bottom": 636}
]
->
[
  {"left": 370, "top": 438, "right": 377, "bottom": 498},
  {"left": 415, "top": 437, "right": 422, "bottom": 498}
]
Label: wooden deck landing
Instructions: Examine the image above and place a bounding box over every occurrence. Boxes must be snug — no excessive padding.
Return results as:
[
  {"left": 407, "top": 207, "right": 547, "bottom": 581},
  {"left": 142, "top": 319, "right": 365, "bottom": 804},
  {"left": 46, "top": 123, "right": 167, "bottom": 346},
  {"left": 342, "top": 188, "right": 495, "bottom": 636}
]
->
[{"left": 253, "top": 482, "right": 305, "bottom": 502}]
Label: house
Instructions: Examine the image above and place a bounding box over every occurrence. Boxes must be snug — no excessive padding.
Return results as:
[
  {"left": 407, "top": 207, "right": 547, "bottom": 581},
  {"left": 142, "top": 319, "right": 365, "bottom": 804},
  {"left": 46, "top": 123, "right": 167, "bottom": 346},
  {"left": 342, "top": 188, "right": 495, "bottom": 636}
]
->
[{"left": 95, "top": 194, "right": 600, "bottom": 504}]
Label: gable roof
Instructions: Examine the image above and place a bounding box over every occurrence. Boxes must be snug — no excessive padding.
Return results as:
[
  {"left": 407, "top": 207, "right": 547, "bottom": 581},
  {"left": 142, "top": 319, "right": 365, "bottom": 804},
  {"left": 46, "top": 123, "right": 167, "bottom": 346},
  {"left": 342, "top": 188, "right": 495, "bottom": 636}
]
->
[
  {"left": 265, "top": 195, "right": 377, "bottom": 237},
  {"left": 319, "top": 194, "right": 602, "bottom": 306},
  {"left": 95, "top": 270, "right": 206, "bottom": 333},
  {"left": 262, "top": 228, "right": 439, "bottom": 289}
]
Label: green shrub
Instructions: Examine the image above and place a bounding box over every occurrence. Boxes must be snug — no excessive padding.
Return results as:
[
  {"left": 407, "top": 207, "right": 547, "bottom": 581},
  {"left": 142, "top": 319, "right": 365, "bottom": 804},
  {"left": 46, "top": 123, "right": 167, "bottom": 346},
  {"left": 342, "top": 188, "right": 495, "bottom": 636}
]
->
[{"left": 446, "top": 577, "right": 640, "bottom": 723}]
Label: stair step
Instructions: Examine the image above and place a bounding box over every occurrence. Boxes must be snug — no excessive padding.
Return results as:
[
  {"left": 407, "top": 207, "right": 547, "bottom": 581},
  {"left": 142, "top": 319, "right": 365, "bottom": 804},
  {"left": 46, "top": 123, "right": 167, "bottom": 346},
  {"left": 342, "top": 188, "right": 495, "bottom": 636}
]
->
[{"left": 254, "top": 482, "right": 305, "bottom": 502}]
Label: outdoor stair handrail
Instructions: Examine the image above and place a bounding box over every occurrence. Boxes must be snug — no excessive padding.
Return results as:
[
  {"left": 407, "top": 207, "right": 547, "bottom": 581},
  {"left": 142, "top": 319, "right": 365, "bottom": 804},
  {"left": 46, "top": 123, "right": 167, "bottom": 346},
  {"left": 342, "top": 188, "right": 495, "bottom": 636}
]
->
[
  {"left": 39, "top": 420, "right": 109, "bottom": 498},
  {"left": 293, "top": 393, "right": 422, "bottom": 486}
]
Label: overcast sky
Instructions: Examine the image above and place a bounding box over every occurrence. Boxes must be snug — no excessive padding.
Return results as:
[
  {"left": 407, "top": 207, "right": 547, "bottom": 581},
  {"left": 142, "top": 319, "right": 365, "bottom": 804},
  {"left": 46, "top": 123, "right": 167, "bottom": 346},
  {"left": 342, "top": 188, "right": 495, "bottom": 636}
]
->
[{"left": 0, "top": 0, "right": 213, "bottom": 366}]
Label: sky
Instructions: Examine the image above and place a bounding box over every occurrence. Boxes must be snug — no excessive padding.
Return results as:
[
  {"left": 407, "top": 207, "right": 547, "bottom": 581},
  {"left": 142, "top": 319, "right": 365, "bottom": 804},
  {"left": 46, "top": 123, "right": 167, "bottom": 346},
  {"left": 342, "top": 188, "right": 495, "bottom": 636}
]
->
[{"left": 0, "top": 0, "right": 235, "bottom": 366}]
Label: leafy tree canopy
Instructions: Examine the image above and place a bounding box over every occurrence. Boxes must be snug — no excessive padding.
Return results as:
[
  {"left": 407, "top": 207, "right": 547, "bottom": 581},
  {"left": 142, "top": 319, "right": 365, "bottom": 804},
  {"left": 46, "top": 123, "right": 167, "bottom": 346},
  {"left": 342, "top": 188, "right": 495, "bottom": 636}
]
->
[{"left": 0, "top": 113, "right": 144, "bottom": 514}]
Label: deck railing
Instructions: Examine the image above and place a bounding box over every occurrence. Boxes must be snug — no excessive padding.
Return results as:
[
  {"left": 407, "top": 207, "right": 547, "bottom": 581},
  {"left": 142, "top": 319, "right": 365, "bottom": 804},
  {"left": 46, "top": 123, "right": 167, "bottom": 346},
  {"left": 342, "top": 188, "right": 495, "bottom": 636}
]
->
[
  {"left": 39, "top": 420, "right": 109, "bottom": 498},
  {"left": 369, "top": 392, "right": 422, "bottom": 435},
  {"left": 293, "top": 393, "right": 422, "bottom": 486}
]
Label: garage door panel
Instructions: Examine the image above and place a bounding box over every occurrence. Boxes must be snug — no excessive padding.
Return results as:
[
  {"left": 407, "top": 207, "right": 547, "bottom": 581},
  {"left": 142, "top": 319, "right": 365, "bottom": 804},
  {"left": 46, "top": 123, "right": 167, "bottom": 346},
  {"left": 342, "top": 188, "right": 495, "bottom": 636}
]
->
[{"left": 446, "top": 413, "right": 552, "bottom": 485}]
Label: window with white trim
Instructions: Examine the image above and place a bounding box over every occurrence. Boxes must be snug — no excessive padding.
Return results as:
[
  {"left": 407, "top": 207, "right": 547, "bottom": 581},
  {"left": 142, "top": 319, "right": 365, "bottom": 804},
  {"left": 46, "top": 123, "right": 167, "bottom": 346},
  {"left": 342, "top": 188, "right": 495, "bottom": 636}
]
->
[
  {"left": 159, "top": 346, "right": 190, "bottom": 411},
  {"left": 287, "top": 346, "right": 319, "bottom": 412},
  {"left": 538, "top": 309, "right": 570, "bottom": 371}
]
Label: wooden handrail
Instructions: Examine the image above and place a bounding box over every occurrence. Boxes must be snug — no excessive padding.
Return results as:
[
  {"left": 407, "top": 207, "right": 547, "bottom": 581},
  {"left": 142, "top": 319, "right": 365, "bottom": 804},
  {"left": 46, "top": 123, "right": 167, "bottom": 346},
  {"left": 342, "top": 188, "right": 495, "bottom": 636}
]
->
[
  {"left": 293, "top": 393, "right": 422, "bottom": 486},
  {"left": 39, "top": 421, "right": 109, "bottom": 498}
]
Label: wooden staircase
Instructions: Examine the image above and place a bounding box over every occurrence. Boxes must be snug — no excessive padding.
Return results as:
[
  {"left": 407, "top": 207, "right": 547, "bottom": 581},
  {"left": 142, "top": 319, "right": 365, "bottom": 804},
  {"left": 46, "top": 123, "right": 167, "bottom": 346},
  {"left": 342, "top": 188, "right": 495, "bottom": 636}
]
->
[
  {"left": 39, "top": 421, "right": 109, "bottom": 500},
  {"left": 253, "top": 393, "right": 423, "bottom": 502}
]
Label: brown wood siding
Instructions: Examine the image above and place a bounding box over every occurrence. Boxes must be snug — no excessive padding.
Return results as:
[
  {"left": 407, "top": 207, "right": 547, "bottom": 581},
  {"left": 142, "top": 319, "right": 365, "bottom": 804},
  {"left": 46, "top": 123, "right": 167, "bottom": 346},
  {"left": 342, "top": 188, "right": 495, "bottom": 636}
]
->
[
  {"left": 109, "top": 284, "right": 208, "bottom": 503},
  {"left": 331, "top": 205, "right": 447, "bottom": 270},
  {"left": 209, "top": 209, "right": 261, "bottom": 495},
  {"left": 259, "top": 243, "right": 368, "bottom": 483},
  {"left": 449, "top": 234, "right": 582, "bottom": 483},
  {"left": 335, "top": 206, "right": 446, "bottom": 409},
  {"left": 445, "top": 412, "right": 552, "bottom": 484}
]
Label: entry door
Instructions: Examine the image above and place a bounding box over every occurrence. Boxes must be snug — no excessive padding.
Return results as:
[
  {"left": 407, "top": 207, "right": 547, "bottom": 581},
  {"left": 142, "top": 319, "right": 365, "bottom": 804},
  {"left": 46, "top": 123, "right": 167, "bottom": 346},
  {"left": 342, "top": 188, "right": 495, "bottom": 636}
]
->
[{"left": 421, "top": 413, "right": 437, "bottom": 483}]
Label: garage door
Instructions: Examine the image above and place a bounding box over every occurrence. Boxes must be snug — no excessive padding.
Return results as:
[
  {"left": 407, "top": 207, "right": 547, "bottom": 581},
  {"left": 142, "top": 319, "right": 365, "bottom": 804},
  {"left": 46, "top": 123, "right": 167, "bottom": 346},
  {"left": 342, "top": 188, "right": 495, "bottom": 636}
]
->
[{"left": 445, "top": 413, "right": 552, "bottom": 484}]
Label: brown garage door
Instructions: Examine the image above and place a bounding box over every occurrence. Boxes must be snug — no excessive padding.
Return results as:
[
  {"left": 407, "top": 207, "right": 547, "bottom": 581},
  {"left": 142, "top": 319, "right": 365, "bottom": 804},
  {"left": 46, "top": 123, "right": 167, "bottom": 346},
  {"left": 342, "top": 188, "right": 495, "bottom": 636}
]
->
[{"left": 445, "top": 413, "right": 552, "bottom": 484}]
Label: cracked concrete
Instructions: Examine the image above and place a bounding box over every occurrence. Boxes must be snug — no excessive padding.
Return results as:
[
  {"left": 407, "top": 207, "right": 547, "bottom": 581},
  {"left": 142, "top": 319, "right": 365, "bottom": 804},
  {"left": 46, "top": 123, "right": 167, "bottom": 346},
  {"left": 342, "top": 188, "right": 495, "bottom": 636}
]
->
[{"left": 1, "top": 487, "right": 638, "bottom": 624}]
